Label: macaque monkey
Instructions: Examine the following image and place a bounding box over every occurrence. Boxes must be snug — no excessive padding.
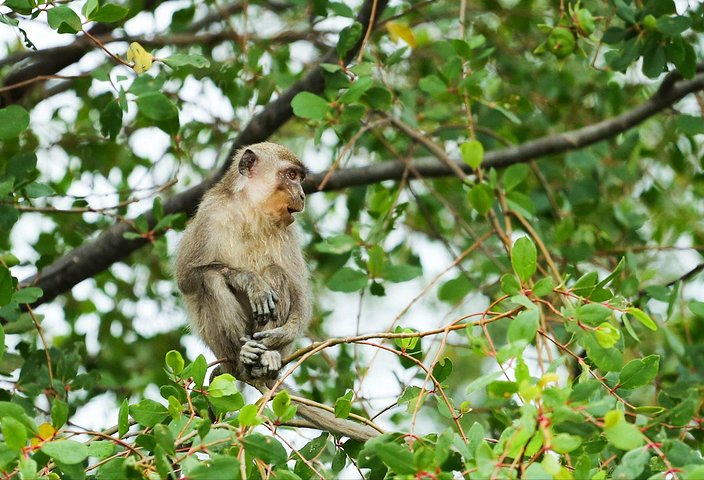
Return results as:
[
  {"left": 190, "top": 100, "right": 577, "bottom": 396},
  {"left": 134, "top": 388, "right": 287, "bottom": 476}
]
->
[
  {"left": 175, "top": 142, "right": 310, "bottom": 381},
  {"left": 174, "top": 142, "right": 379, "bottom": 441}
]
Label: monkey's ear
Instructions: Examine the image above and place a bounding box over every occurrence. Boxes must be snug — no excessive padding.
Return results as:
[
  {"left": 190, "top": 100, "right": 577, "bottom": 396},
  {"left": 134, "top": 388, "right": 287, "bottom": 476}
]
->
[{"left": 238, "top": 149, "right": 258, "bottom": 177}]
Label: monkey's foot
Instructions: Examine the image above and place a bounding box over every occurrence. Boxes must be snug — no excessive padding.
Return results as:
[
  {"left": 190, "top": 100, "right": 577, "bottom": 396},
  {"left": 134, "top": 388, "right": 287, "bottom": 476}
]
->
[
  {"left": 249, "top": 351, "right": 281, "bottom": 378},
  {"left": 259, "top": 350, "right": 281, "bottom": 373},
  {"left": 240, "top": 336, "right": 267, "bottom": 366}
]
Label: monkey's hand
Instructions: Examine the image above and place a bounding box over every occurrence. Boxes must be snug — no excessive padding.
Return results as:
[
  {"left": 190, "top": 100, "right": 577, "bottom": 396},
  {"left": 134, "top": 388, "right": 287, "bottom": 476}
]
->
[
  {"left": 252, "top": 326, "right": 293, "bottom": 350},
  {"left": 224, "top": 269, "right": 279, "bottom": 324},
  {"left": 239, "top": 336, "right": 267, "bottom": 366}
]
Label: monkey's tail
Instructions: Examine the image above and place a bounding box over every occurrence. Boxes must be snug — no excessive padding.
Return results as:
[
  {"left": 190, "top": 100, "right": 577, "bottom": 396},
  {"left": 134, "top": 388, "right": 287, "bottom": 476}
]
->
[{"left": 258, "top": 383, "right": 382, "bottom": 442}]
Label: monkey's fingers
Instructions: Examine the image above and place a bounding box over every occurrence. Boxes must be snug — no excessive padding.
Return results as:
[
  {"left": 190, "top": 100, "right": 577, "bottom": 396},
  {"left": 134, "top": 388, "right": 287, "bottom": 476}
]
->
[
  {"left": 253, "top": 328, "right": 283, "bottom": 341},
  {"left": 260, "top": 351, "right": 281, "bottom": 373},
  {"left": 241, "top": 339, "right": 267, "bottom": 351},
  {"left": 240, "top": 353, "right": 259, "bottom": 365}
]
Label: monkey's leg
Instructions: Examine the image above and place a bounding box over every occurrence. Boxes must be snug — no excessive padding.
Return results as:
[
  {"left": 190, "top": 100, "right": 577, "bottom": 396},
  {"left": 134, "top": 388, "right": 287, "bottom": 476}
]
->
[
  {"left": 184, "top": 269, "right": 252, "bottom": 379},
  {"left": 223, "top": 267, "right": 279, "bottom": 324}
]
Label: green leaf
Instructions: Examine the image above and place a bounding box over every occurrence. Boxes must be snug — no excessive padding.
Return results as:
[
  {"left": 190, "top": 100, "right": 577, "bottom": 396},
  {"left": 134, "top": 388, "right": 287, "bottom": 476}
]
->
[
  {"left": 18, "top": 457, "right": 36, "bottom": 479},
  {"left": 291, "top": 92, "right": 330, "bottom": 120},
  {"left": 86, "top": 441, "right": 114, "bottom": 460},
  {"left": 118, "top": 399, "right": 128, "bottom": 437},
  {"left": 1, "top": 417, "right": 27, "bottom": 450},
  {"left": 461, "top": 141, "right": 484, "bottom": 168},
  {"left": 603, "top": 410, "right": 644, "bottom": 450},
  {"left": 82, "top": 0, "right": 98, "bottom": 17},
  {"left": 47, "top": 6, "right": 82, "bottom": 33},
  {"left": 100, "top": 101, "right": 122, "bottom": 139},
  {"left": 575, "top": 303, "right": 613, "bottom": 326},
  {"left": 187, "top": 456, "right": 241, "bottom": 480},
  {"left": 0, "top": 266, "right": 12, "bottom": 306},
  {"left": 51, "top": 399, "right": 69, "bottom": 429},
  {"left": 438, "top": 275, "right": 472, "bottom": 303},
  {"left": 315, "top": 234, "right": 358, "bottom": 254},
  {"left": 581, "top": 333, "right": 623, "bottom": 372},
  {"left": 299, "top": 433, "right": 329, "bottom": 461},
  {"left": 0, "top": 106, "right": 30, "bottom": 140},
  {"left": 238, "top": 404, "right": 263, "bottom": 426},
  {"left": 136, "top": 92, "right": 178, "bottom": 120},
  {"left": 432, "top": 357, "right": 453, "bottom": 383},
  {"left": 165, "top": 350, "right": 184, "bottom": 375},
  {"left": 617, "top": 355, "right": 659, "bottom": 390},
  {"left": 503, "top": 163, "right": 529, "bottom": 191},
  {"left": 507, "top": 309, "right": 539, "bottom": 344},
  {"left": 89, "top": 4, "right": 129, "bottom": 23},
  {"left": 208, "top": 393, "right": 244, "bottom": 415},
  {"left": 675, "top": 114, "right": 704, "bottom": 135},
  {"left": 594, "top": 322, "right": 620, "bottom": 349},
  {"left": 612, "top": 447, "right": 650, "bottom": 479},
  {"left": 337, "top": 21, "right": 363, "bottom": 59},
  {"left": 339, "top": 76, "right": 373, "bottom": 103},
  {"left": 191, "top": 354, "right": 207, "bottom": 388},
  {"left": 335, "top": 390, "right": 353, "bottom": 419},
  {"left": 419, "top": 75, "right": 446, "bottom": 95},
  {"left": 656, "top": 15, "right": 691, "bottom": 35},
  {"left": 208, "top": 373, "right": 238, "bottom": 397},
  {"left": 162, "top": 53, "right": 211, "bottom": 69},
  {"left": 511, "top": 236, "right": 537, "bottom": 282},
  {"left": 532, "top": 277, "right": 554, "bottom": 297},
  {"left": 272, "top": 390, "right": 291, "bottom": 418},
  {"left": 153, "top": 424, "right": 175, "bottom": 456},
  {"left": 327, "top": 267, "right": 367, "bottom": 292},
  {"left": 626, "top": 307, "right": 657, "bottom": 331},
  {"left": 12, "top": 286, "right": 43, "bottom": 304},
  {"left": 501, "top": 274, "right": 521, "bottom": 295},
  {"left": 551, "top": 433, "right": 582, "bottom": 453},
  {"left": 380, "top": 264, "right": 422, "bottom": 283},
  {"left": 0, "top": 325, "right": 5, "bottom": 361},
  {"left": 468, "top": 182, "right": 493, "bottom": 214},
  {"left": 375, "top": 442, "right": 416, "bottom": 474},
  {"left": 242, "top": 433, "right": 287, "bottom": 465},
  {"left": 41, "top": 440, "right": 89, "bottom": 464},
  {"left": 129, "top": 399, "right": 168, "bottom": 427}
]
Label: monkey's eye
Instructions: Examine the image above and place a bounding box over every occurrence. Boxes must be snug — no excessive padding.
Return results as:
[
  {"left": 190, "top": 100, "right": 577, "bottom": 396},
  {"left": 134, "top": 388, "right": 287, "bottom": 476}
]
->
[{"left": 287, "top": 169, "right": 301, "bottom": 181}]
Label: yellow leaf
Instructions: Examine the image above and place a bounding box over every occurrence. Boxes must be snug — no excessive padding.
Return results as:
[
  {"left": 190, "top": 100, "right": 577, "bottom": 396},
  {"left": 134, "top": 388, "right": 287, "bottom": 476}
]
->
[
  {"left": 386, "top": 21, "right": 416, "bottom": 48},
  {"left": 31, "top": 422, "right": 56, "bottom": 446},
  {"left": 538, "top": 372, "right": 559, "bottom": 388},
  {"left": 127, "top": 42, "right": 153, "bottom": 74}
]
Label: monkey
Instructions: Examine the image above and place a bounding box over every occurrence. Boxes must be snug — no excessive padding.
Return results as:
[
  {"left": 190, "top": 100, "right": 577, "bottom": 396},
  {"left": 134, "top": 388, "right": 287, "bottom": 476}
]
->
[
  {"left": 174, "top": 142, "right": 379, "bottom": 441},
  {"left": 175, "top": 142, "right": 310, "bottom": 381}
]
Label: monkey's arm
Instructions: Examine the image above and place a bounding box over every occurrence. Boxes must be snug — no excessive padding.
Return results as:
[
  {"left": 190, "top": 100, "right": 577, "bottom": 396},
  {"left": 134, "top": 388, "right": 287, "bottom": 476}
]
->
[
  {"left": 222, "top": 267, "right": 279, "bottom": 324},
  {"left": 176, "top": 262, "right": 230, "bottom": 295},
  {"left": 177, "top": 263, "right": 279, "bottom": 324}
]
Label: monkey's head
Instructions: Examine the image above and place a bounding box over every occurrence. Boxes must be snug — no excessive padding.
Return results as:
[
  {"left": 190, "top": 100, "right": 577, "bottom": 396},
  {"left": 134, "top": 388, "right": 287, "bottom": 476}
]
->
[{"left": 231, "top": 143, "right": 307, "bottom": 226}]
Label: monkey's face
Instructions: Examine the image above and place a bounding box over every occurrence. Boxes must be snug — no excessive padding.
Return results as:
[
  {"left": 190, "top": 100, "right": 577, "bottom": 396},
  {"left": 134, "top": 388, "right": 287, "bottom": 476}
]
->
[
  {"left": 236, "top": 145, "right": 307, "bottom": 226},
  {"left": 271, "top": 165, "right": 306, "bottom": 226}
]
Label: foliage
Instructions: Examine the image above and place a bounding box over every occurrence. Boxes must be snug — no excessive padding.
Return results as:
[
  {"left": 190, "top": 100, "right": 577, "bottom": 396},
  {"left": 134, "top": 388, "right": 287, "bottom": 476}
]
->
[{"left": 0, "top": 0, "right": 703, "bottom": 478}]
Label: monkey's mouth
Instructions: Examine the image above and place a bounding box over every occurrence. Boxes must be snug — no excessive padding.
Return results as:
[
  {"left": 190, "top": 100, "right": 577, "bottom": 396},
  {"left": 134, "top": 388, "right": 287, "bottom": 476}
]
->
[{"left": 287, "top": 205, "right": 303, "bottom": 215}]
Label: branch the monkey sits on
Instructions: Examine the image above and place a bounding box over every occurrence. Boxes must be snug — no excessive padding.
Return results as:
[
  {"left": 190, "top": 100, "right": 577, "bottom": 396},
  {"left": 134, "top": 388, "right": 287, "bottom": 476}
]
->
[{"left": 174, "top": 142, "right": 379, "bottom": 441}]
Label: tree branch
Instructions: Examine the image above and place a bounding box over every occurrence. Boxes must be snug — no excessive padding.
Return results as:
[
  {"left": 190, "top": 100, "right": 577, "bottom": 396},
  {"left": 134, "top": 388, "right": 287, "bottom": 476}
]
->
[{"left": 18, "top": 62, "right": 704, "bottom": 307}]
